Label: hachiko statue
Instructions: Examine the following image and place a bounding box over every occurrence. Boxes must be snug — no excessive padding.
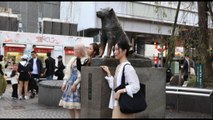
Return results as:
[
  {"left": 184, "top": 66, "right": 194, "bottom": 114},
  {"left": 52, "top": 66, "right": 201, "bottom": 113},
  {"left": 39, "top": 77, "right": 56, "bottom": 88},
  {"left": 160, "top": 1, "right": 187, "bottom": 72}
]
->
[{"left": 97, "top": 7, "right": 133, "bottom": 57}]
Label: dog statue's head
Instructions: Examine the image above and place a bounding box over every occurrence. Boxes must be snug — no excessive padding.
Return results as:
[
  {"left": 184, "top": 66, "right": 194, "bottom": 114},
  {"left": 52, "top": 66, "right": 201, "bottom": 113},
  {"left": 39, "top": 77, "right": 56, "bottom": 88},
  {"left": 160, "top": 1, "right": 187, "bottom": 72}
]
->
[{"left": 96, "top": 7, "right": 115, "bottom": 19}]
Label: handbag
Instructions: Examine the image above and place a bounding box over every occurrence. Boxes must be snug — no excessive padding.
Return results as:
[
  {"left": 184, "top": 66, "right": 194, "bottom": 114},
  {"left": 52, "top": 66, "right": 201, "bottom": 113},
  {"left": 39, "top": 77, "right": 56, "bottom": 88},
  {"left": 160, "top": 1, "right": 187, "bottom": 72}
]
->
[{"left": 114, "top": 64, "right": 147, "bottom": 114}]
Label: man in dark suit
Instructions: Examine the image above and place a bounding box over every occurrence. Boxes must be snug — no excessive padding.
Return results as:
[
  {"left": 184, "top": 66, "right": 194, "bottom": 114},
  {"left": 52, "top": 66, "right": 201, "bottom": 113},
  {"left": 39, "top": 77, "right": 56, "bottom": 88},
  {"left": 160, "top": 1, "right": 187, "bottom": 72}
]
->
[
  {"left": 183, "top": 55, "right": 190, "bottom": 81},
  {"left": 29, "top": 51, "right": 43, "bottom": 98},
  {"left": 42, "top": 52, "right": 55, "bottom": 80}
]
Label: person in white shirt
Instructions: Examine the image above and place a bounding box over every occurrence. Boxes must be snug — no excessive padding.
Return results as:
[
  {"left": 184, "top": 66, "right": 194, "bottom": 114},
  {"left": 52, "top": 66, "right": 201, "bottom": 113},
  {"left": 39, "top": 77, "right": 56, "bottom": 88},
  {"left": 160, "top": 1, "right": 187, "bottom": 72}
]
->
[
  {"left": 100, "top": 40, "right": 140, "bottom": 118},
  {"left": 10, "top": 70, "right": 19, "bottom": 99},
  {"left": 28, "top": 51, "right": 43, "bottom": 98}
]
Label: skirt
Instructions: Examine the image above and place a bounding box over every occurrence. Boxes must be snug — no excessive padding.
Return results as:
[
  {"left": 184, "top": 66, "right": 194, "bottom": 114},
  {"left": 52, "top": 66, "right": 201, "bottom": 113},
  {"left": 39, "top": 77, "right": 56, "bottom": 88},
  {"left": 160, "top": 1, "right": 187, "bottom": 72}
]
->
[{"left": 112, "top": 104, "right": 135, "bottom": 118}]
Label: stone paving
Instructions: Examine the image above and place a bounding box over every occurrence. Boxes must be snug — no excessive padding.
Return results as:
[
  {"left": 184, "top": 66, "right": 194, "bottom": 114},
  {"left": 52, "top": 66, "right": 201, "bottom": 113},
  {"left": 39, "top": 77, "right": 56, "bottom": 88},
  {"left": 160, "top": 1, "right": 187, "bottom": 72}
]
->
[
  {"left": 0, "top": 84, "right": 70, "bottom": 118},
  {"left": 0, "top": 84, "right": 212, "bottom": 118}
]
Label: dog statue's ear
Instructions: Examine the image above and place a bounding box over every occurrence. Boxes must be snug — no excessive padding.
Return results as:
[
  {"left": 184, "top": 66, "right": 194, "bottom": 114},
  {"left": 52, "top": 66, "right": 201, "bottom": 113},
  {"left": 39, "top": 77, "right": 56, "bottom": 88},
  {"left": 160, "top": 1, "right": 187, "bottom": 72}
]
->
[{"left": 109, "top": 8, "right": 114, "bottom": 16}]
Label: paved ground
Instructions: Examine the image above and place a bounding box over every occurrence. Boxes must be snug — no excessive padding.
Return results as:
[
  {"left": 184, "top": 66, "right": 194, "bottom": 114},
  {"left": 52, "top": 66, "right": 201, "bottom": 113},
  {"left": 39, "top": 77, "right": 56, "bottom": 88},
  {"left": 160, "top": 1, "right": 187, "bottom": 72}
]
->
[
  {"left": 0, "top": 84, "right": 70, "bottom": 118},
  {"left": 0, "top": 84, "right": 212, "bottom": 118}
]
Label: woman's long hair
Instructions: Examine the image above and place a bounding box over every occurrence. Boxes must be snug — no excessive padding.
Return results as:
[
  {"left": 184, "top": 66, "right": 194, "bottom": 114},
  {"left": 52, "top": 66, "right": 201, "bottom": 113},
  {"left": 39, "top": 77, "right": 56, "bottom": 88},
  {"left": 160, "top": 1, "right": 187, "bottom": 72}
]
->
[
  {"left": 90, "top": 42, "right": 100, "bottom": 57},
  {"left": 75, "top": 43, "right": 88, "bottom": 57},
  {"left": 116, "top": 39, "right": 130, "bottom": 57}
]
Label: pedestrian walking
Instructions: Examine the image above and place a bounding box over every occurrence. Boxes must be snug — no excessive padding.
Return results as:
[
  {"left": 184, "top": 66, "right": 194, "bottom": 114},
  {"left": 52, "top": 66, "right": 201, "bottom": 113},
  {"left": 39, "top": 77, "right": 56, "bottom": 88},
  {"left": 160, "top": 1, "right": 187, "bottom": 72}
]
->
[
  {"left": 0, "top": 55, "right": 7, "bottom": 99},
  {"left": 10, "top": 70, "right": 19, "bottom": 100},
  {"left": 42, "top": 52, "right": 55, "bottom": 80},
  {"left": 182, "top": 55, "right": 190, "bottom": 81},
  {"left": 55, "top": 55, "right": 65, "bottom": 80},
  {"left": 28, "top": 51, "right": 43, "bottom": 98},
  {"left": 17, "top": 55, "right": 32, "bottom": 100}
]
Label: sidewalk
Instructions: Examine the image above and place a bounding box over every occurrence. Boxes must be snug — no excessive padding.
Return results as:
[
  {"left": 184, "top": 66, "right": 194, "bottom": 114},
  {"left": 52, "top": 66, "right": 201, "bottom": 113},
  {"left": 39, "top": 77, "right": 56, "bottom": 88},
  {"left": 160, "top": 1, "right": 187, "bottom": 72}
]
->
[
  {"left": 0, "top": 84, "right": 70, "bottom": 118},
  {"left": 0, "top": 84, "right": 212, "bottom": 118}
]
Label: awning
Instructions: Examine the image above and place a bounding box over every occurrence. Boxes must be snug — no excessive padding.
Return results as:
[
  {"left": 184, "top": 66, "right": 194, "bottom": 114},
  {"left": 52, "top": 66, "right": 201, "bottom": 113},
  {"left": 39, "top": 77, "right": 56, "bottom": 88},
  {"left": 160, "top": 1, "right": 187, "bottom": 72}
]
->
[
  {"left": 4, "top": 43, "right": 26, "bottom": 52},
  {"left": 33, "top": 45, "right": 54, "bottom": 53},
  {"left": 34, "top": 45, "right": 54, "bottom": 49},
  {"left": 64, "top": 47, "right": 74, "bottom": 55},
  {"left": 4, "top": 43, "right": 26, "bottom": 48}
]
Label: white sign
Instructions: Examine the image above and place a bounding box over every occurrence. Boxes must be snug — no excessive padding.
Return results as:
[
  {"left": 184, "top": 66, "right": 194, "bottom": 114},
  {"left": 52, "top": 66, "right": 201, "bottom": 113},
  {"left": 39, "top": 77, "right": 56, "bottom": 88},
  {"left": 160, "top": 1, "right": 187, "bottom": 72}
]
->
[{"left": 0, "top": 30, "right": 93, "bottom": 47}]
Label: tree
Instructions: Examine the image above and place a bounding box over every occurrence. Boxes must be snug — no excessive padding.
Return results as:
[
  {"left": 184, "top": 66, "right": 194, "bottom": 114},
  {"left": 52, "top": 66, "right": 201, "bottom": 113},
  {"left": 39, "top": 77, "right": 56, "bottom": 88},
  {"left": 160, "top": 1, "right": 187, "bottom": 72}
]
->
[
  {"left": 165, "top": 1, "right": 181, "bottom": 68},
  {"left": 197, "top": 2, "right": 213, "bottom": 85}
]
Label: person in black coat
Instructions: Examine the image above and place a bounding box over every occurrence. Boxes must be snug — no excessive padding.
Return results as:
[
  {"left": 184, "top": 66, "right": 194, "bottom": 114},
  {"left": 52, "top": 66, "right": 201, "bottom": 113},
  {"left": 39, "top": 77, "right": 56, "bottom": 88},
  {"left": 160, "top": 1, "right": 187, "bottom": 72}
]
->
[
  {"left": 55, "top": 55, "right": 65, "bottom": 80},
  {"left": 42, "top": 52, "right": 55, "bottom": 80},
  {"left": 183, "top": 55, "right": 190, "bottom": 81},
  {"left": 28, "top": 51, "right": 43, "bottom": 98},
  {"left": 17, "top": 55, "right": 32, "bottom": 100}
]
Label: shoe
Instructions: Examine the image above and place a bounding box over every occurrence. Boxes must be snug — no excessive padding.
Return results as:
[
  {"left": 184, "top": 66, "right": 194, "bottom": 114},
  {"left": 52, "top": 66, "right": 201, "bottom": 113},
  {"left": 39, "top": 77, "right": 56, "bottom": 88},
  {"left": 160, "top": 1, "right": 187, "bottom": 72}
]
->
[
  {"left": 30, "top": 93, "right": 35, "bottom": 98},
  {"left": 12, "top": 97, "right": 18, "bottom": 100},
  {"left": 24, "top": 96, "right": 29, "bottom": 100},
  {"left": 19, "top": 96, "right": 23, "bottom": 100}
]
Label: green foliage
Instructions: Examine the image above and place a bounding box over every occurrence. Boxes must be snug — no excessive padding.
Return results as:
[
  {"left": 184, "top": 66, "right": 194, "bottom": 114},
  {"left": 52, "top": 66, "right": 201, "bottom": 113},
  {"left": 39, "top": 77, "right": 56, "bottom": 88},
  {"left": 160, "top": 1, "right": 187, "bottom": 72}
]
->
[
  {"left": 187, "top": 75, "right": 213, "bottom": 88},
  {"left": 203, "top": 77, "right": 213, "bottom": 88},
  {"left": 186, "top": 75, "right": 196, "bottom": 87}
]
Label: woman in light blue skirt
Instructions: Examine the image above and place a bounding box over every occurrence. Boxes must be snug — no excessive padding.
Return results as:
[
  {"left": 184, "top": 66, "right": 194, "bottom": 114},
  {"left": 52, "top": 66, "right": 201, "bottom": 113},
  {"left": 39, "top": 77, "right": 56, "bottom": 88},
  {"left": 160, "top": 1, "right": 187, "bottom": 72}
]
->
[
  {"left": 59, "top": 43, "right": 88, "bottom": 118},
  {"left": 59, "top": 63, "right": 81, "bottom": 109}
]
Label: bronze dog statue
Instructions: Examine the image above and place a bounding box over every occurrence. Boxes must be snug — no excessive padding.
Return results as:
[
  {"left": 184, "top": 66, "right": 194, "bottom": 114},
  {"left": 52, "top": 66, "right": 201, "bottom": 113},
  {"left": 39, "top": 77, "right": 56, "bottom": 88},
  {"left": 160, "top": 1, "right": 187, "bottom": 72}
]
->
[
  {"left": 96, "top": 7, "right": 151, "bottom": 60},
  {"left": 97, "top": 7, "right": 132, "bottom": 57}
]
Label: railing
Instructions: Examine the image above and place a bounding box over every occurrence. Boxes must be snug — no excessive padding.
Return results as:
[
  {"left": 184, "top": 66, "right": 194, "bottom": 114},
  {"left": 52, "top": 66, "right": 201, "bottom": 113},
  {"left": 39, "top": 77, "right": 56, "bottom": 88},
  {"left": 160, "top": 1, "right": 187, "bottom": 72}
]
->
[{"left": 166, "top": 86, "right": 213, "bottom": 117}]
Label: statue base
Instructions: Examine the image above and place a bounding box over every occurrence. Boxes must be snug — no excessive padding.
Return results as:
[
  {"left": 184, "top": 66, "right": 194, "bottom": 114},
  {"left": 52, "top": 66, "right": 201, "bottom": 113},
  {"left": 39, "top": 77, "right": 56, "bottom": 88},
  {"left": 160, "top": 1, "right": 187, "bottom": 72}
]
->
[{"left": 80, "top": 58, "right": 166, "bottom": 118}]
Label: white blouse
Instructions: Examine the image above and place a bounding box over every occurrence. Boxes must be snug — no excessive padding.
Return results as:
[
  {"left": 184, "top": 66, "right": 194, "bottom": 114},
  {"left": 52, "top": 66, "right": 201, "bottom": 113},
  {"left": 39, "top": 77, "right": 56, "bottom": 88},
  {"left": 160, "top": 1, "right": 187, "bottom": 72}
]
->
[
  {"left": 10, "top": 74, "right": 18, "bottom": 85},
  {"left": 104, "top": 61, "right": 140, "bottom": 109}
]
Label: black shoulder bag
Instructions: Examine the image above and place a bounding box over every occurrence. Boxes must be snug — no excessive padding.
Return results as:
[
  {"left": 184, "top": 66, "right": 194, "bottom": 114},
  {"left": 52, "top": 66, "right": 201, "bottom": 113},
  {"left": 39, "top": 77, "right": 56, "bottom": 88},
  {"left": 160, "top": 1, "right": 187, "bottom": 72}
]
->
[{"left": 114, "top": 64, "right": 147, "bottom": 114}]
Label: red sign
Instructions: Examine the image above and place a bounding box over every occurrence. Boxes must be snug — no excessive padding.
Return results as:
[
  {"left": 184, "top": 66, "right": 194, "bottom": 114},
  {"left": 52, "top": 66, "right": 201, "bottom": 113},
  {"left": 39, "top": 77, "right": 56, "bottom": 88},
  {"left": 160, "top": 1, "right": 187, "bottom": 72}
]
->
[
  {"left": 34, "top": 48, "right": 52, "bottom": 53},
  {"left": 65, "top": 48, "right": 74, "bottom": 55},
  {"left": 4, "top": 46, "right": 25, "bottom": 52},
  {"left": 154, "top": 56, "right": 158, "bottom": 64},
  {"left": 157, "top": 48, "right": 166, "bottom": 52}
]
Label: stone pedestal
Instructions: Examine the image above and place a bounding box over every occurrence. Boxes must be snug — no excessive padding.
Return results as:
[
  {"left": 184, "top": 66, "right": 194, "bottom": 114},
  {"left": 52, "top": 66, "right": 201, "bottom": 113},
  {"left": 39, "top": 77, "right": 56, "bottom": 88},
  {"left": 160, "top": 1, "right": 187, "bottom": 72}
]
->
[
  {"left": 38, "top": 80, "right": 63, "bottom": 107},
  {"left": 91, "top": 58, "right": 152, "bottom": 67},
  {"left": 80, "top": 58, "right": 166, "bottom": 118}
]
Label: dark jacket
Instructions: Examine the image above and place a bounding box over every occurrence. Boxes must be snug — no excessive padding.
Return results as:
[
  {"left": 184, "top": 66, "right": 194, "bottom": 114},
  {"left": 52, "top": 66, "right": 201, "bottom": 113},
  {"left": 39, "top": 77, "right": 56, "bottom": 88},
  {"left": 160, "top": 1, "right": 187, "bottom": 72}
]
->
[
  {"left": 18, "top": 61, "right": 33, "bottom": 81},
  {"left": 45, "top": 57, "right": 55, "bottom": 76},
  {"left": 29, "top": 58, "right": 43, "bottom": 76},
  {"left": 183, "top": 59, "right": 189, "bottom": 75},
  {"left": 56, "top": 61, "right": 65, "bottom": 75},
  {"left": 55, "top": 61, "right": 65, "bottom": 80},
  {"left": 0, "top": 64, "right": 3, "bottom": 75}
]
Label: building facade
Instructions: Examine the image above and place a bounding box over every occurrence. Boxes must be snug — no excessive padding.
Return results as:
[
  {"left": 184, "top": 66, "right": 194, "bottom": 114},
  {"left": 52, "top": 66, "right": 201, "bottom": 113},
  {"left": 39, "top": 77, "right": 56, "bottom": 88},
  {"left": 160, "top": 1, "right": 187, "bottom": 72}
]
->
[
  {"left": 60, "top": 2, "right": 212, "bottom": 59},
  {"left": 0, "top": 2, "right": 60, "bottom": 33}
]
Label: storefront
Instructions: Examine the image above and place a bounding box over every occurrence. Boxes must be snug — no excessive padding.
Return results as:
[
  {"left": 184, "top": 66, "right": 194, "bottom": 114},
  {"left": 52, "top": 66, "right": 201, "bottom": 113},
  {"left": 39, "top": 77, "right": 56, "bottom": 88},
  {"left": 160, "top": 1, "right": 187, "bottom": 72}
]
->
[
  {"left": 33, "top": 45, "right": 54, "bottom": 67},
  {"left": 3, "top": 43, "right": 26, "bottom": 79},
  {"left": 0, "top": 30, "right": 94, "bottom": 70},
  {"left": 64, "top": 47, "right": 74, "bottom": 64},
  {"left": 3, "top": 43, "right": 26, "bottom": 63}
]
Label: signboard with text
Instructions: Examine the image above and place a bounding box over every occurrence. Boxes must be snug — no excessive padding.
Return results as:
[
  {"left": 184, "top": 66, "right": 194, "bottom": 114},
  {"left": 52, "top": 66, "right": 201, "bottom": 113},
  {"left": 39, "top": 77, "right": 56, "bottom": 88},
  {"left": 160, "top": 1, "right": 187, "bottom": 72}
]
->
[
  {"left": 0, "top": 30, "right": 93, "bottom": 47},
  {"left": 196, "top": 64, "right": 204, "bottom": 88}
]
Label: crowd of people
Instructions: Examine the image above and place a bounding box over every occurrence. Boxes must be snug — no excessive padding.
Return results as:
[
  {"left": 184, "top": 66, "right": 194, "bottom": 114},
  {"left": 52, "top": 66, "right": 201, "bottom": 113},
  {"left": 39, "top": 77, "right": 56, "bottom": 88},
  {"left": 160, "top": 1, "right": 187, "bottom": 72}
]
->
[
  {"left": 0, "top": 41, "right": 144, "bottom": 118},
  {"left": 0, "top": 42, "right": 100, "bottom": 102}
]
